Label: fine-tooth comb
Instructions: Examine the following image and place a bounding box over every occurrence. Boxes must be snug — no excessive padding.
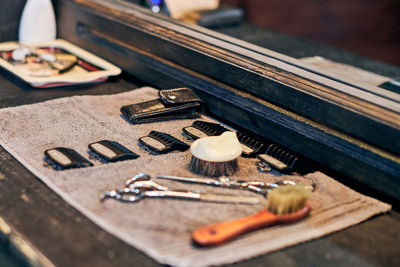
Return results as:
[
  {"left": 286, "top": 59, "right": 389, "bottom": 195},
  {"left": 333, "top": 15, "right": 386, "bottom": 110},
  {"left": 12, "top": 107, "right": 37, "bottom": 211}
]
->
[
  {"left": 138, "top": 131, "right": 189, "bottom": 154},
  {"left": 236, "top": 131, "right": 269, "bottom": 157},
  {"left": 182, "top": 120, "right": 228, "bottom": 140}
]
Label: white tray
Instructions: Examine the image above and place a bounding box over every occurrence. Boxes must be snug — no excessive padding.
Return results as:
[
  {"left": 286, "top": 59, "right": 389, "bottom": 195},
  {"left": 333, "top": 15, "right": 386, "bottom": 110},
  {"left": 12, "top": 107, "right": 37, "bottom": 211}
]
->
[{"left": 0, "top": 39, "right": 121, "bottom": 88}]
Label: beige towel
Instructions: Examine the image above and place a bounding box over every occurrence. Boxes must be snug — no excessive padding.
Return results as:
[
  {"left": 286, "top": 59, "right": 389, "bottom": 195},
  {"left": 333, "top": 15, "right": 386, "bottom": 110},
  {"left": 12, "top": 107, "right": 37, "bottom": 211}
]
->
[{"left": 0, "top": 87, "right": 390, "bottom": 267}]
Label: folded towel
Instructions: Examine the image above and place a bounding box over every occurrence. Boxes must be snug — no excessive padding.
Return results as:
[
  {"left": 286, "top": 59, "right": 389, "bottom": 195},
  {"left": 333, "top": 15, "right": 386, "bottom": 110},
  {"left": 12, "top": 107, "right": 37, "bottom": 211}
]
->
[{"left": 0, "top": 87, "right": 390, "bottom": 267}]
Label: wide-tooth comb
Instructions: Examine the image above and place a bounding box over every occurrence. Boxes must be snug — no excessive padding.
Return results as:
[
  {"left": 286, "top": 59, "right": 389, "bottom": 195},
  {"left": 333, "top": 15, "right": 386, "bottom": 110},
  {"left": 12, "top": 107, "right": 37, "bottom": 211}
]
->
[
  {"left": 236, "top": 131, "right": 269, "bottom": 157},
  {"left": 182, "top": 121, "right": 228, "bottom": 140},
  {"left": 257, "top": 143, "right": 309, "bottom": 173},
  {"left": 88, "top": 140, "right": 139, "bottom": 162}
]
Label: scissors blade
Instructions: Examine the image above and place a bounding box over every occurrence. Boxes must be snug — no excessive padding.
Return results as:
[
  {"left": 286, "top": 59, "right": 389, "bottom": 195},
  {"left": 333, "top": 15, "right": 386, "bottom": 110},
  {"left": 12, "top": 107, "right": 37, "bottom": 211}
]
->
[
  {"left": 144, "top": 191, "right": 260, "bottom": 205},
  {"left": 156, "top": 175, "right": 221, "bottom": 185}
]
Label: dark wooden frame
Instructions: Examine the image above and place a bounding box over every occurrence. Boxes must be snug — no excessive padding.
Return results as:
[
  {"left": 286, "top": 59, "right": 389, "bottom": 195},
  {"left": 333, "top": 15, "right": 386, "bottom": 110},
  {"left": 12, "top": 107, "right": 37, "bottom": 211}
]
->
[
  {"left": 56, "top": 0, "right": 400, "bottom": 199},
  {"left": 60, "top": 0, "right": 400, "bottom": 153}
]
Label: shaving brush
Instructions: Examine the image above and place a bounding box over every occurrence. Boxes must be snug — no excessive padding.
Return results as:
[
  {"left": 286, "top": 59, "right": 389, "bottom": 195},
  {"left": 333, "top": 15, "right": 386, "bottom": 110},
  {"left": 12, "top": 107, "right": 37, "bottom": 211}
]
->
[{"left": 189, "top": 131, "right": 242, "bottom": 177}]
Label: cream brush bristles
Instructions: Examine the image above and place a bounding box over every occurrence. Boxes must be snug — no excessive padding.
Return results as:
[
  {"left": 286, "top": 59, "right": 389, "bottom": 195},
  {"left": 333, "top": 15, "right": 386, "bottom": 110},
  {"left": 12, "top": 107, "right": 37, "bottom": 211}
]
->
[{"left": 266, "top": 184, "right": 312, "bottom": 215}]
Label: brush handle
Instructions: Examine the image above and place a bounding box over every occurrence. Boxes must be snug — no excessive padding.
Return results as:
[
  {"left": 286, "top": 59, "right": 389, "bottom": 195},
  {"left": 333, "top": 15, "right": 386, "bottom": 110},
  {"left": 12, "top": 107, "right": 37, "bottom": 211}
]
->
[{"left": 192, "top": 203, "right": 311, "bottom": 246}]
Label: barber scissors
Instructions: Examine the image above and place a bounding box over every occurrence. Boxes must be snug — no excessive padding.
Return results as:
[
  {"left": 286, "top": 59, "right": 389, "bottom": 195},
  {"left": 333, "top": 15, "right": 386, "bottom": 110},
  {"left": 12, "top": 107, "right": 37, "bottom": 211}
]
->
[
  {"left": 100, "top": 173, "right": 260, "bottom": 204},
  {"left": 156, "top": 175, "right": 314, "bottom": 196}
]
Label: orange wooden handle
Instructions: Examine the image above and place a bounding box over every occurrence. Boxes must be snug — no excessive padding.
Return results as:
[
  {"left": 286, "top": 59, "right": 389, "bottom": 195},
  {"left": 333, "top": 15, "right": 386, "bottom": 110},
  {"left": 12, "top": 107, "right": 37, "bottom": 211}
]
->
[{"left": 192, "top": 203, "right": 311, "bottom": 247}]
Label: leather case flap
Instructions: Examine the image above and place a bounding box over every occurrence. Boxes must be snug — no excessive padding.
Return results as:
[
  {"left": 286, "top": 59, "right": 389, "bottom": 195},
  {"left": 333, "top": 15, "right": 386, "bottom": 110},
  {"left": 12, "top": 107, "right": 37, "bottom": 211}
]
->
[{"left": 159, "top": 88, "right": 202, "bottom": 106}]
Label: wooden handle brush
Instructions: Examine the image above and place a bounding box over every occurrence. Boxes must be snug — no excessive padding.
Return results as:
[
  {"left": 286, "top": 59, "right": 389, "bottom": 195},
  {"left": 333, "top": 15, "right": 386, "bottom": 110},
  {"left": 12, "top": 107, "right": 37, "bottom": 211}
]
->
[{"left": 192, "top": 185, "right": 311, "bottom": 246}]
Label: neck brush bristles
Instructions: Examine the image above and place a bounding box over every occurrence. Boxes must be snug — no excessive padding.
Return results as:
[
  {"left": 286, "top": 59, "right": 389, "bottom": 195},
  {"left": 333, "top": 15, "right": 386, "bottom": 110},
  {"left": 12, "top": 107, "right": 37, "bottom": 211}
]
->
[{"left": 266, "top": 185, "right": 311, "bottom": 215}]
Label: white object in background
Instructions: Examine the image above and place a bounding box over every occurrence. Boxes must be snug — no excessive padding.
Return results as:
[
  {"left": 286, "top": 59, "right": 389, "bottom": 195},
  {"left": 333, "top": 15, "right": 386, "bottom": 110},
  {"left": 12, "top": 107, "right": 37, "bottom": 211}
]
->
[
  {"left": 165, "top": 0, "right": 219, "bottom": 19},
  {"left": 18, "top": 0, "right": 56, "bottom": 44}
]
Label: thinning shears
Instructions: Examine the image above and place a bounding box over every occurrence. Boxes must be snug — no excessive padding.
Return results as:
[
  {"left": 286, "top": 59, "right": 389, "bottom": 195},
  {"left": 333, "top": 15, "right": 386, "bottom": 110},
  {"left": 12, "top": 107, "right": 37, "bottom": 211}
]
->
[
  {"left": 156, "top": 175, "right": 314, "bottom": 196},
  {"left": 100, "top": 173, "right": 260, "bottom": 205}
]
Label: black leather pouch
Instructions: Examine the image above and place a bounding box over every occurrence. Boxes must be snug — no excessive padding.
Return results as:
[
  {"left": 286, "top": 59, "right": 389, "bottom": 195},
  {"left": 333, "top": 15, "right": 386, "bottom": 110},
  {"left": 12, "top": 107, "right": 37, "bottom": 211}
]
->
[{"left": 120, "top": 88, "right": 203, "bottom": 124}]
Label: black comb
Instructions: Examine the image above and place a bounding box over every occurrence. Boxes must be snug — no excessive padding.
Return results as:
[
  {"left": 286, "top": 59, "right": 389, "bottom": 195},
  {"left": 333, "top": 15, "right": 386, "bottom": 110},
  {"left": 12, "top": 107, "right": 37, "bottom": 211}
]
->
[
  {"left": 182, "top": 120, "right": 228, "bottom": 140},
  {"left": 257, "top": 144, "right": 302, "bottom": 173},
  {"left": 236, "top": 131, "right": 269, "bottom": 157},
  {"left": 139, "top": 131, "right": 189, "bottom": 154},
  {"left": 44, "top": 147, "right": 93, "bottom": 170},
  {"left": 88, "top": 140, "right": 139, "bottom": 163}
]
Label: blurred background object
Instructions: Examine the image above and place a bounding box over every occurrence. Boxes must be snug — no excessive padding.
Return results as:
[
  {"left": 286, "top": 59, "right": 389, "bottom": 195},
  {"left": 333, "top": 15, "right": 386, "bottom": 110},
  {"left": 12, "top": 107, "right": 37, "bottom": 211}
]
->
[
  {"left": 136, "top": 0, "right": 220, "bottom": 18},
  {"left": 180, "top": 6, "right": 244, "bottom": 28},
  {"left": 221, "top": 0, "right": 400, "bottom": 66},
  {"left": 164, "top": 0, "right": 219, "bottom": 19},
  {"left": 0, "top": 0, "right": 399, "bottom": 66},
  {"left": 18, "top": 0, "right": 56, "bottom": 44},
  {"left": 142, "top": 0, "right": 169, "bottom": 15}
]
